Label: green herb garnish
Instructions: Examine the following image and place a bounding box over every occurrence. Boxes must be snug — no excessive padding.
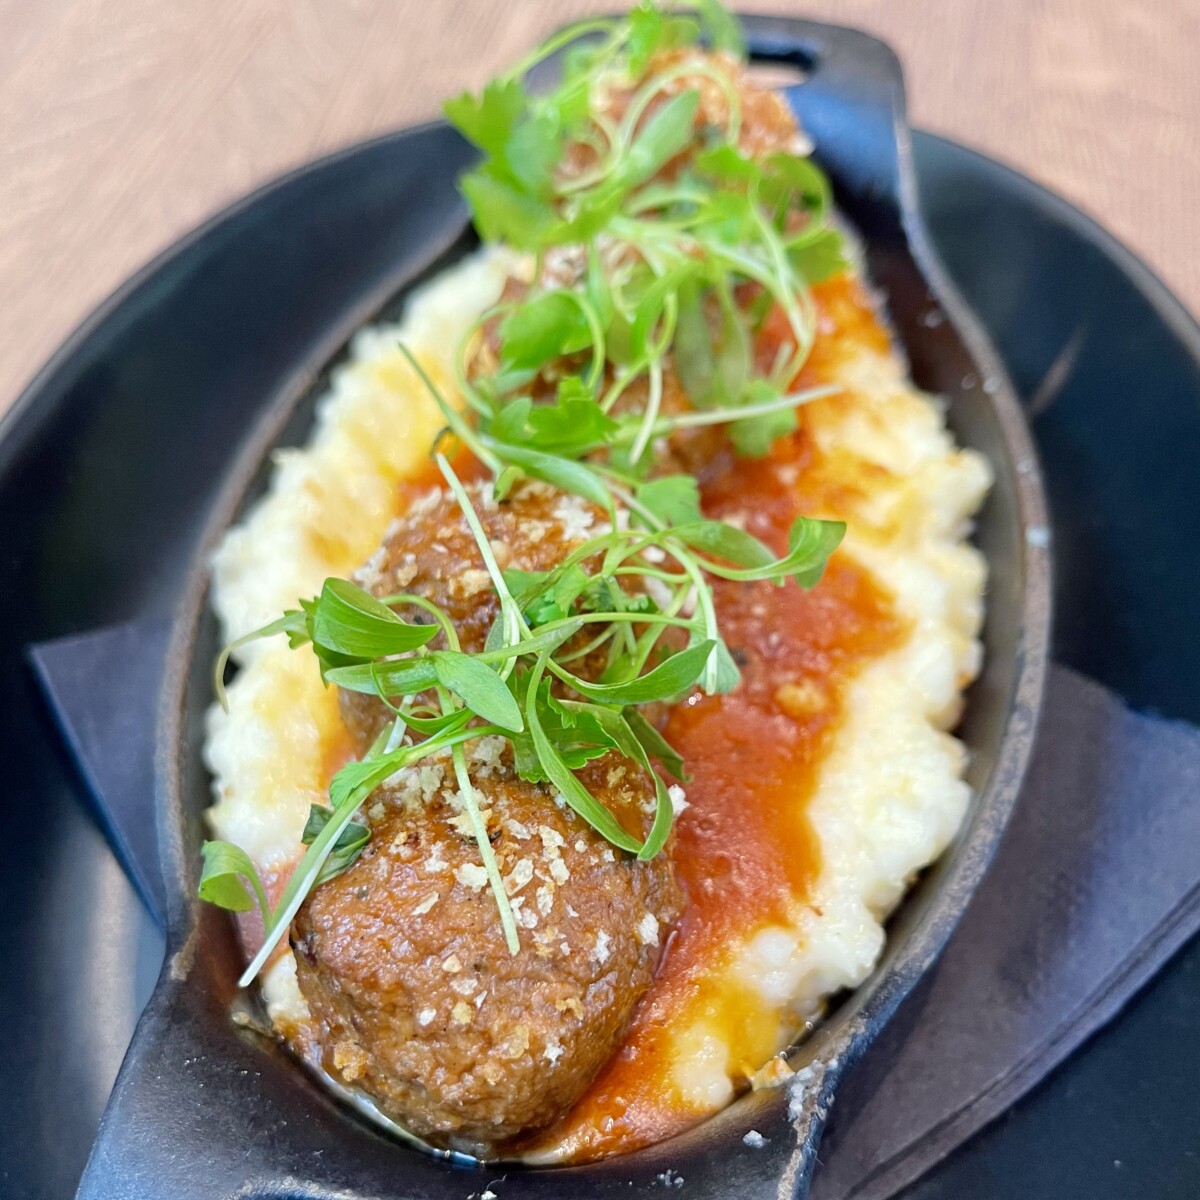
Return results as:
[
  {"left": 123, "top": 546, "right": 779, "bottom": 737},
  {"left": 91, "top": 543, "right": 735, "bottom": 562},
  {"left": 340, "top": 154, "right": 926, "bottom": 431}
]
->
[{"left": 203, "top": 0, "right": 851, "bottom": 982}]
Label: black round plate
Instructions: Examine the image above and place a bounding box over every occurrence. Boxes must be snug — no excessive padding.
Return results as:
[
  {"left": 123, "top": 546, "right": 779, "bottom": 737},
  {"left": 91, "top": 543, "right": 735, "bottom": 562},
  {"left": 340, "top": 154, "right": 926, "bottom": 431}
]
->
[{"left": 1, "top": 131, "right": 1197, "bottom": 1200}]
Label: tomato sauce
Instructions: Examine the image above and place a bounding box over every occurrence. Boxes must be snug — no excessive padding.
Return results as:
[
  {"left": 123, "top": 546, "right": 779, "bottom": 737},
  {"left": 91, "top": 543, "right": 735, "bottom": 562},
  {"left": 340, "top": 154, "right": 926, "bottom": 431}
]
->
[
  {"left": 283, "top": 272, "right": 906, "bottom": 1159},
  {"left": 391, "top": 447, "right": 489, "bottom": 508},
  {"left": 526, "top": 275, "right": 908, "bottom": 1159}
]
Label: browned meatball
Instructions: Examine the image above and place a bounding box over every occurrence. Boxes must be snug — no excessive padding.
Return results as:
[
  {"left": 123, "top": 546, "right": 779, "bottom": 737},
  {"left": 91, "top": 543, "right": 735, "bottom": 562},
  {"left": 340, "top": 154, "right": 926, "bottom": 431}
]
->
[
  {"left": 339, "top": 477, "right": 610, "bottom": 751},
  {"left": 294, "top": 477, "right": 682, "bottom": 1148},
  {"left": 292, "top": 743, "right": 681, "bottom": 1150}
]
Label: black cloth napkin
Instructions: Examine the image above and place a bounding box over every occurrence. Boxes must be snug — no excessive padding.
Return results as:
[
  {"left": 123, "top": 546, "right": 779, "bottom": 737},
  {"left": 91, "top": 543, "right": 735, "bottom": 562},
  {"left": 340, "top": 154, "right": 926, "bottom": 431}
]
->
[
  {"left": 811, "top": 664, "right": 1200, "bottom": 1199},
  {"left": 28, "top": 626, "right": 1200, "bottom": 1197},
  {"left": 31, "top": 618, "right": 173, "bottom": 923}
]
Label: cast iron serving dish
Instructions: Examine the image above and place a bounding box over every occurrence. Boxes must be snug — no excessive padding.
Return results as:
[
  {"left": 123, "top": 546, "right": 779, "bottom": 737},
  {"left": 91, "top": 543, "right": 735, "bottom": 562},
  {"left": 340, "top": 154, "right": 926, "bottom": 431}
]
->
[{"left": 65, "top": 15, "right": 1049, "bottom": 1199}]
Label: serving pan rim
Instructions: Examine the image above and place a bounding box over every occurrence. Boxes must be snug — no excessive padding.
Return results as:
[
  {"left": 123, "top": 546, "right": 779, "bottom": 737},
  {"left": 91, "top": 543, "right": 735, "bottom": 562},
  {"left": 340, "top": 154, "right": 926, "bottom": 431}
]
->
[
  {"left": 27, "top": 13, "right": 1052, "bottom": 1195},
  {"left": 159, "top": 14, "right": 1052, "bottom": 1182}
]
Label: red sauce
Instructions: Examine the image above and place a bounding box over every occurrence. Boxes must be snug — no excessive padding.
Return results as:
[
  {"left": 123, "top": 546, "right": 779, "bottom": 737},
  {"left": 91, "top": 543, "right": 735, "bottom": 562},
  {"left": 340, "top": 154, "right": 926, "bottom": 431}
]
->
[
  {"left": 271, "top": 272, "right": 907, "bottom": 1158},
  {"left": 525, "top": 274, "right": 909, "bottom": 1159},
  {"left": 392, "top": 447, "right": 489, "bottom": 509}
]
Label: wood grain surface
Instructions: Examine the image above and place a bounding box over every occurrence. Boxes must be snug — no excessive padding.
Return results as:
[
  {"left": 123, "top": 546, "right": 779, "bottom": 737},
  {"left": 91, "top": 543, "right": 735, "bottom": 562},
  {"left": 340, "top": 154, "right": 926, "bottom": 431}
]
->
[{"left": 2, "top": 0, "right": 1197, "bottom": 413}]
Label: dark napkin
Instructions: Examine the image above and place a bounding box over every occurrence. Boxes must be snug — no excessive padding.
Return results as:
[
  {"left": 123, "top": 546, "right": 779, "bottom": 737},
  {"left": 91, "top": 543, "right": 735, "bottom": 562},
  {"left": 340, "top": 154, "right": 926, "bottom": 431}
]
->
[
  {"left": 28, "top": 626, "right": 1200, "bottom": 1197},
  {"left": 811, "top": 663, "right": 1200, "bottom": 1199},
  {"left": 30, "top": 619, "right": 172, "bottom": 924}
]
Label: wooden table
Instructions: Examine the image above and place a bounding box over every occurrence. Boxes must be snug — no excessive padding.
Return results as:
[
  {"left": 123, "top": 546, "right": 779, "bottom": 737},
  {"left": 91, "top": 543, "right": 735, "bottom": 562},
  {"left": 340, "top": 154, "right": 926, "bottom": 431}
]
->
[{"left": 3, "top": 0, "right": 1197, "bottom": 413}]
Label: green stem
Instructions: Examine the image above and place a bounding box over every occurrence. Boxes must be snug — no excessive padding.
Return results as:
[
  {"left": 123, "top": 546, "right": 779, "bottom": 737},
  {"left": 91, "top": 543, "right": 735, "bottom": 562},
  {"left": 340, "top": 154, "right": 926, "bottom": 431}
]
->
[
  {"left": 399, "top": 344, "right": 501, "bottom": 474},
  {"left": 450, "top": 742, "right": 521, "bottom": 954},
  {"left": 507, "top": 17, "right": 621, "bottom": 81},
  {"left": 437, "top": 453, "right": 528, "bottom": 657}
]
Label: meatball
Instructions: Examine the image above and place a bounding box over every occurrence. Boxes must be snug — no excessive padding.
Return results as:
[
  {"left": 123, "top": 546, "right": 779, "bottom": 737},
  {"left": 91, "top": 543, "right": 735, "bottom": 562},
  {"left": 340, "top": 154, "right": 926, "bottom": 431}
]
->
[
  {"left": 339, "top": 477, "right": 610, "bottom": 751},
  {"left": 292, "top": 741, "right": 681, "bottom": 1149},
  {"left": 294, "top": 477, "right": 682, "bottom": 1148}
]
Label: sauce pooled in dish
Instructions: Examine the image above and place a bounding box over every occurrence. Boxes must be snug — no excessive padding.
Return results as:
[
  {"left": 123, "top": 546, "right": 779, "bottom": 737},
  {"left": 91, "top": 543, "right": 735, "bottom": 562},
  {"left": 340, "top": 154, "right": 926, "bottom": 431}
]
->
[{"left": 202, "top": 1, "right": 989, "bottom": 1162}]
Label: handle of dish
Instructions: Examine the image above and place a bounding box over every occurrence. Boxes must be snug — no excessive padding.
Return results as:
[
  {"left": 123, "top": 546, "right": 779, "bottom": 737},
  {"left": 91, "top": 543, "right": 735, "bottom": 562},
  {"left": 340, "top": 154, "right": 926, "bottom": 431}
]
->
[
  {"left": 75, "top": 972, "right": 292, "bottom": 1200},
  {"left": 742, "top": 15, "right": 908, "bottom": 228}
]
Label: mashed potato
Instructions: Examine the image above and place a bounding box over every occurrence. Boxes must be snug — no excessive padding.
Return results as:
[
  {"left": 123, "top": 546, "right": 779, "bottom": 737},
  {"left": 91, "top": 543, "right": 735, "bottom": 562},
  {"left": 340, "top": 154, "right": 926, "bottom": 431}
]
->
[
  {"left": 659, "top": 320, "right": 989, "bottom": 1115},
  {"left": 203, "top": 241, "right": 988, "bottom": 1145}
]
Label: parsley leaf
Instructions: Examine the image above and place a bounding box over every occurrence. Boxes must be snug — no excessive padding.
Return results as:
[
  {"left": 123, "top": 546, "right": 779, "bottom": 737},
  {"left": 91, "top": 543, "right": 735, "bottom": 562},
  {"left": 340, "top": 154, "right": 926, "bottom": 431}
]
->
[
  {"left": 636, "top": 474, "right": 703, "bottom": 524},
  {"left": 460, "top": 170, "right": 556, "bottom": 248},
  {"left": 788, "top": 227, "right": 849, "bottom": 284},
  {"left": 490, "top": 386, "right": 618, "bottom": 458},
  {"left": 500, "top": 290, "right": 594, "bottom": 370},
  {"left": 444, "top": 78, "right": 527, "bottom": 157}
]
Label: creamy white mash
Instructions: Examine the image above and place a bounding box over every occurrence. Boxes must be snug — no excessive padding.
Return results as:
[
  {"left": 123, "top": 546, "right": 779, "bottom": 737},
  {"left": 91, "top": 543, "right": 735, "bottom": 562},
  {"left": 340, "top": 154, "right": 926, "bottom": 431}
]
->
[{"left": 203, "top": 241, "right": 988, "bottom": 1129}]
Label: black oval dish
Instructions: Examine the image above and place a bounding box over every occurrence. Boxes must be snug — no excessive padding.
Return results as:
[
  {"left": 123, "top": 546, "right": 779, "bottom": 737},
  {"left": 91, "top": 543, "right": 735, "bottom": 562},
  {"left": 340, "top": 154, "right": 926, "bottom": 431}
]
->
[{"left": 35, "top": 16, "right": 1048, "bottom": 1200}]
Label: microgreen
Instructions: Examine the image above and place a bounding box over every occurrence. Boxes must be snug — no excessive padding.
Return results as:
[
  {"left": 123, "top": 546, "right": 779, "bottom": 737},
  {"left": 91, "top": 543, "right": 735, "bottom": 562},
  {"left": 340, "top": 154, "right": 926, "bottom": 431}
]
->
[
  {"left": 301, "top": 804, "right": 372, "bottom": 886},
  {"left": 199, "top": 841, "right": 272, "bottom": 929},
  {"left": 310, "top": 578, "right": 439, "bottom": 659},
  {"left": 625, "top": 707, "right": 687, "bottom": 781},
  {"left": 203, "top": 0, "right": 854, "bottom": 979},
  {"left": 213, "top": 608, "right": 310, "bottom": 710},
  {"left": 450, "top": 740, "right": 521, "bottom": 954},
  {"left": 430, "top": 651, "right": 524, "bottom": 732},
  {"left": 548, "top": 638, "right": 715, "bottom": 704},
  {"left": 499, "top": 291, "right": 596, "bottom": 370}
]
